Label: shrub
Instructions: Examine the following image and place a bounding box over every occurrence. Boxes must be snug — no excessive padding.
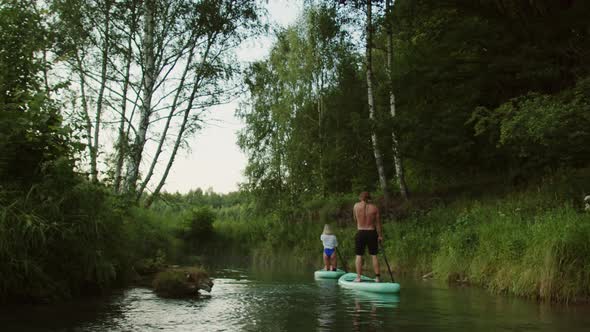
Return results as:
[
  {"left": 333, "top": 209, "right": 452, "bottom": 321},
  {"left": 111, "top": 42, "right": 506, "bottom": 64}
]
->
[
  {"left": 181, "top": 207, "right": 215, "bottom": 243},
  {"left": 152, "top": 266, "right": 210, "bottom": 298}
]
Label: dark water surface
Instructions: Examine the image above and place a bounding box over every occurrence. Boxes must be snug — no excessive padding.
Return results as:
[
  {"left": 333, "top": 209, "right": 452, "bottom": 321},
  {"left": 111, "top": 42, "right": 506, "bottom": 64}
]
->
[{"left": 2, "top": 265, "right": 590, "bottom": 332}]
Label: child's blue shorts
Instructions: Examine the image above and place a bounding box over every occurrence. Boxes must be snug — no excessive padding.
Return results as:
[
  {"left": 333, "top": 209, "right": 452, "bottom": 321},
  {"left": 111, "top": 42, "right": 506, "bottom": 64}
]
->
[{"left": 324, "top": 248, "right": 335, "bottom": 257}]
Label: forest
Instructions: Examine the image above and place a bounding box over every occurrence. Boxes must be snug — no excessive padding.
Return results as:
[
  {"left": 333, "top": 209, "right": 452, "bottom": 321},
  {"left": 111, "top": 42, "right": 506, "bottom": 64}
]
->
[{"left": 2, "top": 0, "right": 590, "bottom": 304}]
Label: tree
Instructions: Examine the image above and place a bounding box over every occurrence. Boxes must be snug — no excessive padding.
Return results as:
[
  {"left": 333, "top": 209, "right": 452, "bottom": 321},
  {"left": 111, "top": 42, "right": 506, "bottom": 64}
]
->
[
  {"left": 142, "top": 0, "right": 260, "bottom": 206},
  {"left": 238, "top": 5, "right": 375, "bottom": 212},
  {"left": 364, "top": 0, "right": 390, "bottom": 205},
  {"left": 385, "top": 0, "right": 408, "bottom": 200},
  {"left": 0, "top": 0, "right": 76, "bottom": 190},
  {"left": 53, "top": 0, "right": 261, "bottom": 203}
]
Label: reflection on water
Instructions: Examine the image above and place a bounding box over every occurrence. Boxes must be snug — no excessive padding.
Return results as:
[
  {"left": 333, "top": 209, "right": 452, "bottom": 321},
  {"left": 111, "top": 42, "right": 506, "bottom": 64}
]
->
[
  {"left": 2, "top": 265, "right": 590, "bottom": 332},
  {"left": 343, "top": 289, "right": 400, "bottom": 308},
  {"left": 316, "top": 279, "right": 339, "bottom": 331}
]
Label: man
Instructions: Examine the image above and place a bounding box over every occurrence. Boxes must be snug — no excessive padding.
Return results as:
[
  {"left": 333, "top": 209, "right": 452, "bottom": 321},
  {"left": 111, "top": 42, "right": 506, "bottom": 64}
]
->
[{"left": 353, "top": 191, "right": 383, "bottom": 282}]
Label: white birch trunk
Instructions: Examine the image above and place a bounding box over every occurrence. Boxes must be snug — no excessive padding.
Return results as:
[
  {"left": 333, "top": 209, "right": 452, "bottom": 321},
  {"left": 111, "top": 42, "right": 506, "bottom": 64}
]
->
[
  {"left": 113, "top": 0, "right": 139, "bottom": 194},
  {"left": 91, "top": 0, "right": 112, "bottom": 183},
  {"left": 144, "top": 38, "right": 214, "bottom": 206},
  {"left": 125, "top": 0, "right": 156, "bottom": 194},
  {"left": 113, "top": 23, "right": 134, "bottom": 193},
  {"left": 137, "top": 45, "right": 196, "bottom": 199},
  {"left": 366, "top": 0, "right": 390, "bottom": 204},
  {"left": 74, "top": 52, "right": 94, "bottom": 169},
  {"left": 386, "top": 0, "right": 408, "bottom": 200}
]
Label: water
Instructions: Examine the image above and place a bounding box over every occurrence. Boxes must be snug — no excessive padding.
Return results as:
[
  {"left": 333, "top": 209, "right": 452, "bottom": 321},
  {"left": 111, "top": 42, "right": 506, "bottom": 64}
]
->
[{"left": 2, "top": 265, "right": 590, "bottom": 332}]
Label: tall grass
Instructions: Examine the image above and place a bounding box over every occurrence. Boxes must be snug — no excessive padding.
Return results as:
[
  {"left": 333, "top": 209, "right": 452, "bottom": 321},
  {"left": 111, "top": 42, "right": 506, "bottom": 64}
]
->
[
  {"left": 0, "top": 182, "right": 130, "bottom": 302},
  {"left": 382, "top": 184, "right": 590, "bottom": 302},
  {"left": 0, "top": 181, "right": 205, "bottom": 303},
  {"left": 427, "top": 204, "right": 590, "bottom": 302}
]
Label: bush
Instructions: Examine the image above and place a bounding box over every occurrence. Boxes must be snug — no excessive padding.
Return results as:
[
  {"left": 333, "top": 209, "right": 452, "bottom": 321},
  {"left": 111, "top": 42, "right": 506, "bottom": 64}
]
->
[
  {"left": 152, "top": 266, "right": 210, "bottom": 298},
  {"left": 124, "top": 207, "right": 182, "bottom": 265},
  {"left": 180, "top": 207, "right": 215, "bottom": 245},
  {"left": 471, "top": 77, "right": 590, "bottom": 171}
]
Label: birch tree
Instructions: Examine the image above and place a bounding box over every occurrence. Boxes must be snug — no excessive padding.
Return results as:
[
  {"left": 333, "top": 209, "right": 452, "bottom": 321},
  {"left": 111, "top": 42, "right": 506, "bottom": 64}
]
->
[
  {"left": 55, "top": 0, "right": 260, "bottom": 201},
  {"left": 365, "top": 0, "right": 390, "bottom": 205},
  {"left": 385, "top": 0, "right": 408, "bottom": 200},
  {"left": 123, "top": 0, "right": 156, "bottom": 194},
  {"left": 125, "top": 0, "right": 260, "bottom": 202},
  {"left": 53, "top": 0, "right": 120, "bottom": 183},
  {"left": 112, "top": 0, "right": 140, "bottom": 193}
]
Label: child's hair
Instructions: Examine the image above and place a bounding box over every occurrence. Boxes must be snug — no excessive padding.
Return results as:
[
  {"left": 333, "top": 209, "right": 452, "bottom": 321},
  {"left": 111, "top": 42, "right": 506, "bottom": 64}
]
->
[{"left": 322, "top": 224, "right": 333, "bottom": 235}]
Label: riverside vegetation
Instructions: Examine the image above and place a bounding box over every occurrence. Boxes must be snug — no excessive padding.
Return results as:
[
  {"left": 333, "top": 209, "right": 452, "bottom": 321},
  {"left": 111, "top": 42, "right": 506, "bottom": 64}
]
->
[
  {"left": 2, "top": 0, "right": 590, "bottom": 305},
  {"left": 0, "top": 0, "right": 257, "bottom": 303},
  {"left": 198, "top": 169, "right": 590, "bottom": 303}
]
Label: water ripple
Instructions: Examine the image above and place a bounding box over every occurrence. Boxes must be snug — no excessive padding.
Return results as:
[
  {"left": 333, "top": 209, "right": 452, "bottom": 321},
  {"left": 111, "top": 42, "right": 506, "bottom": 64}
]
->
[{"left": 2, "top": 268, "right": 590, "bottom": 332}]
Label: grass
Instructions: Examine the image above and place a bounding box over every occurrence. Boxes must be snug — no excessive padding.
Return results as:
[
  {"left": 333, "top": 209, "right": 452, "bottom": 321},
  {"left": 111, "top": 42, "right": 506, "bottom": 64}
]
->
[
  {"left": 0, "top": 183, "right": 129, "bottom": 303},
  {"left": 383, "top": 186, "right": 590, "bottom": 302}
]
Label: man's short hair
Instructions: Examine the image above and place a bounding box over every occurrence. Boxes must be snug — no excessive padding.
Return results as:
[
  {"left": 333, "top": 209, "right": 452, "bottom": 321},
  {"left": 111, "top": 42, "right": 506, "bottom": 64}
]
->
[{"left": 359, "top": 191, "right": 371, "bottom": 201}]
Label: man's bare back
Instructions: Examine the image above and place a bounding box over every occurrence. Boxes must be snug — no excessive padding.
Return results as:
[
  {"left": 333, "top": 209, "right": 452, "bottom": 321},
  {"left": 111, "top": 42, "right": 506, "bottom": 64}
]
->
[{"left": 353, "top": 202, "right": 379, "bottom": 230}]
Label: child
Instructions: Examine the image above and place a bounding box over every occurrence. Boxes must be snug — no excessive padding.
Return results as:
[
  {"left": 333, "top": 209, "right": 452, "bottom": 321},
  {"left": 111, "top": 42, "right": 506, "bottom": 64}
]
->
[{"left": 320, "top": 224, "right": 338, "bottom": 271}]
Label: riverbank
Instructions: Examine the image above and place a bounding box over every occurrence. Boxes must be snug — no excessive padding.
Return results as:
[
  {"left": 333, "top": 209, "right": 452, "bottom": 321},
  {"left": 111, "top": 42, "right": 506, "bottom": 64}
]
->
[{"left": 213, "top": 171, "right": 590, "bottom": 303}]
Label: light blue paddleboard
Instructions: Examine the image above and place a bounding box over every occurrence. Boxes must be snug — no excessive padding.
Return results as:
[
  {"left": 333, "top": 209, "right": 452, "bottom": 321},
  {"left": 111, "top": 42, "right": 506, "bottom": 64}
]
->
[
  {"left": 338, "top": 272, "right": 400, "bottom": 293},
  {"left": 314, "top": 269, "right": 346, "bottom": 279}
]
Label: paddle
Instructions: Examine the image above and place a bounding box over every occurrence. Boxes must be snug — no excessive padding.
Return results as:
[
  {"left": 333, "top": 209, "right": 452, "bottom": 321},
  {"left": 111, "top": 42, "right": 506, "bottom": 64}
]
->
[
  {"left": 335, "top": 247, "right": 348, "bottom": 272},
  {"left": 380, "top": 243, "right": 395, "bottom": 283}
]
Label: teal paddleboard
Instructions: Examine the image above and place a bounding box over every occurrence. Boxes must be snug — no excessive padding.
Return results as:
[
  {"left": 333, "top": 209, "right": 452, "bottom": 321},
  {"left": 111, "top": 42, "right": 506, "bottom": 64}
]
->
[
  {"left": 338, "top": 273, "right": 400, "bottom": 293},
  {"left": 314, "top": 269, "right": 346, "bottom": 279}
]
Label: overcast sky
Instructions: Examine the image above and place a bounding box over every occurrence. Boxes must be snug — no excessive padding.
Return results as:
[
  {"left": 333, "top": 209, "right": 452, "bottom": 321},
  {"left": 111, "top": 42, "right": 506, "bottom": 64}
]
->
[{"left": 161, "top": 1, "right": 303, "bottom": 194}]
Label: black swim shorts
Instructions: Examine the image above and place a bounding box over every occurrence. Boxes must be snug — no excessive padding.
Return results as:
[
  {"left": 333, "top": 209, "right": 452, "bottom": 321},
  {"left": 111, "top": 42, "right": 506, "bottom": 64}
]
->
[{"left": 355, "top": 230, "right": 378, "bottom": 256}]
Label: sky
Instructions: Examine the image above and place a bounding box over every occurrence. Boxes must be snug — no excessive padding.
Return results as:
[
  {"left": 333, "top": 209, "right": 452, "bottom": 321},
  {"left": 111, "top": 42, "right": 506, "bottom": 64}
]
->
[{"left": 161, "top": 1, "right": 304, "bottom": 194}]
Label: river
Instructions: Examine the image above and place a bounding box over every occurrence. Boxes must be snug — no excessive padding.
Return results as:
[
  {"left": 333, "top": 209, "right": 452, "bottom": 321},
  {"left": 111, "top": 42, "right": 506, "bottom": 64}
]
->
[{"left": 2, "top": 263, "right": 590, "bottom": 331}]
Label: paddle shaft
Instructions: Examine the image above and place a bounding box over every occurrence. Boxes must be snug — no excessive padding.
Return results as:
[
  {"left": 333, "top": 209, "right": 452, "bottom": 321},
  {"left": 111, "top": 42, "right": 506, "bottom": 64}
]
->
[
  {"left": 380, "top": 243, "right": 395, "bottom": 283},
  {"left": 335, "top": 247, "right": 348, "bottom": 272}
]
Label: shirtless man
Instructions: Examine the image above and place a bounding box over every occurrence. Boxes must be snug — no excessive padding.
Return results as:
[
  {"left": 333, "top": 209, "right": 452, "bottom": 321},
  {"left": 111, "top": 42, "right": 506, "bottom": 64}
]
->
[{"left": 353, "top": 191, "right": 382, "bottom": 282}]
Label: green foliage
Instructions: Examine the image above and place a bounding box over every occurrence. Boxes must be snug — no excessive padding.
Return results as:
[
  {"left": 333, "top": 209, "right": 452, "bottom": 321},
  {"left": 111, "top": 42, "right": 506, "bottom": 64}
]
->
[
  {"left": 123, "top": 207, "right": 184, "bottom": 265},
  {"left": 389, "top": 0, "right": 590, "bottom": 175},
  {"left": 180, "top": 207, "right": 215, "bottom": 245},
  {"left": 0, "top": 0, "right": 47, "bottom": 109},
  {"left": 0, "top": 181, "right": 131, "bottom": 302},
  {"left": 234, "top": 0, "right": 590, "bottom": 218},
  {"left": 0, "top": 1, "right": 160, "bottom": 303},
  {"left": 0, "top": 1, "right": 80, "bottom": 191},
  {"left": 471, "top": 78, "right": 590, "bottom": 169},
  {"left": 134, "top": 250, "right": 167, "bottom": 276},
  {"left": 238, "top": 5, "right": 374, "bottom": 213}
]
